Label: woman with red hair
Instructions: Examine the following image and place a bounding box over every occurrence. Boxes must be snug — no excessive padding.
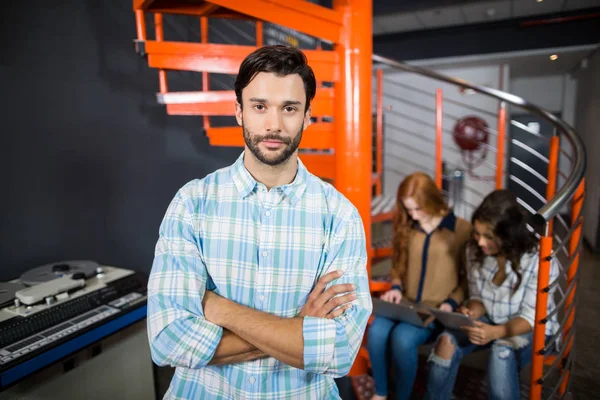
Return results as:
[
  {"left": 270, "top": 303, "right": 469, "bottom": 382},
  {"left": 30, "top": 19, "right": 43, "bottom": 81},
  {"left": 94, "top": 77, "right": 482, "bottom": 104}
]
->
[{"left": 367, "top": 172, "right": 472, "bottom": 400}]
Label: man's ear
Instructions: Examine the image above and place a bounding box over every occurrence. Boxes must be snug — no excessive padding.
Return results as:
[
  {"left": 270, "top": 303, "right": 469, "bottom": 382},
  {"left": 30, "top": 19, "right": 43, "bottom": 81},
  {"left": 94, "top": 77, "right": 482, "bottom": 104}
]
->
[
  {"left": 303, "top": 106, "right": 312, "bottom": 129},
  {"left": 235, "top": 102, "right": 243, "bottom": 126}
]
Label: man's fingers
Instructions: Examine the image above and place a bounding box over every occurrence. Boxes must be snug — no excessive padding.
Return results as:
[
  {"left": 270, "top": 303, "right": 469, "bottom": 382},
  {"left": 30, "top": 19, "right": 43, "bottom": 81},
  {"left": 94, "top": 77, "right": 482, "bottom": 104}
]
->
[
  {"left": 327, "top": 304, "right": 352, "bottom": 319},
  {"left": 323, "top": 283, "right": 356, "bottom": 298},
  {"left": 319, "top": 270, "right": 344, "bottom": 285},
  {"left": 307, "top": 270, "right": 342, "bottom": 302},
  {"left": 323, "top": 292, "right": 357, "bottom": 313}
]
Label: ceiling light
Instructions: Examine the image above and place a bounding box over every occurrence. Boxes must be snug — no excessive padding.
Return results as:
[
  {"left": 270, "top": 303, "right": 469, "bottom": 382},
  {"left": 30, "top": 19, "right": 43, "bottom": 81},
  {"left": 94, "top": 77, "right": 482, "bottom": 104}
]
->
[
  {"left": 550, "top": 54, "right": 558, "bottom": 61},
  {"left": 537, "top": 0, "right": 543, "bottom": 3}
]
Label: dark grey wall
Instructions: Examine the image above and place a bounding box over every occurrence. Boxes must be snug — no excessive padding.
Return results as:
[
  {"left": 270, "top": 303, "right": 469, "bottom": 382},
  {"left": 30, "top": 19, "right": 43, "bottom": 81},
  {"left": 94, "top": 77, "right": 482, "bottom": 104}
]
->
[
  {"left": 374, "top": 9, "right": 600, "bottom": 61},
  {"left": 0, "top": 1, "right": 243, "bottom": 281}
]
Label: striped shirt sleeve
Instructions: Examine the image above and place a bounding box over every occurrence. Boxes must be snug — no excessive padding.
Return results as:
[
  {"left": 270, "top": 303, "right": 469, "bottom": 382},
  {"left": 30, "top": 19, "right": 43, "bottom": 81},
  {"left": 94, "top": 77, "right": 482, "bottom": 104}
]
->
[
  {"left": 146, "top": 186, "right": 223, "bottom": 368},
  {"left": 302, "top": 207, "right": 372, "bottom": 377}
]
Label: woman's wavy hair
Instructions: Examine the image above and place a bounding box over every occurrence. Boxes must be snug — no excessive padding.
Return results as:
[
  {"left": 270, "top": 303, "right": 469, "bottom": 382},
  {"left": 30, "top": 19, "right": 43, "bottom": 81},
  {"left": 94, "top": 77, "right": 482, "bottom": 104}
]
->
[
  {"left": 392, "top": 172, "right": 448, "bottom": 274},
  {"left": 469, "top": 189, "right": 539, "bottom": 291}
]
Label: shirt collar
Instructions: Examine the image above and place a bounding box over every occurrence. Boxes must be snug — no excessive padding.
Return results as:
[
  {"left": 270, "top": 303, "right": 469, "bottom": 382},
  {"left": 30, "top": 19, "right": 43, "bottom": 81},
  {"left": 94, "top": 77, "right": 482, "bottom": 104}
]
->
[
  {"left": 231, "top": 151, "right": 308, "bottom": 206},
  {"left": 413, "top": 209, "right": 457, "bottom": 233}
]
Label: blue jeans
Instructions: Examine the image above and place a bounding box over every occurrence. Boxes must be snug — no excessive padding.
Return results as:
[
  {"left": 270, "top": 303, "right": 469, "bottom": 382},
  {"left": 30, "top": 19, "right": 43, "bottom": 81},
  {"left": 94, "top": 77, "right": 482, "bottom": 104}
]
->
[
  {"left": 425, "top": 319, "right": 534, "bottom": 400},
  {"left": 367, "top": 316, "right": 440, "bottom": 400}
]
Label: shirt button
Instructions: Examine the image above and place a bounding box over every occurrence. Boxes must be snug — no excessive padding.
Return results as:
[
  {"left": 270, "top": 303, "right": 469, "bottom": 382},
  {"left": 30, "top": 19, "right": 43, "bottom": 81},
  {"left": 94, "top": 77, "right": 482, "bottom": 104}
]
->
[
  {"left": 265, "top": 211, "right": 271, "bottom": 217},
  {"left": 259, "top": 295, "right": 265, "bottom": 301},
  {"left": 249, "top": 377, "right": 255, "bottom": 384},
  {"left": 262, "top": 251, "right": 268, "bottom": 257}
]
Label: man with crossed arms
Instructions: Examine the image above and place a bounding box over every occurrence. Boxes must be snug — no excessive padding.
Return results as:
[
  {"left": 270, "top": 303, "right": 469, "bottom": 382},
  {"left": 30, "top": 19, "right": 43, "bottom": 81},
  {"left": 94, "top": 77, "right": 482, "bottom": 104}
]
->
[{"left": 147, "top": 45, "right": 372, "bottom": 399}]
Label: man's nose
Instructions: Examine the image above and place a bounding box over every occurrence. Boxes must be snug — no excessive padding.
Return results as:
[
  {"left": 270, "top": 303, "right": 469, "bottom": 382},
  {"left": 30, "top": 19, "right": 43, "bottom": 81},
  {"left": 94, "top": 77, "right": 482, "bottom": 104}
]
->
[{"left": 265, "top": 109, "right": 282, "bottom": 132}]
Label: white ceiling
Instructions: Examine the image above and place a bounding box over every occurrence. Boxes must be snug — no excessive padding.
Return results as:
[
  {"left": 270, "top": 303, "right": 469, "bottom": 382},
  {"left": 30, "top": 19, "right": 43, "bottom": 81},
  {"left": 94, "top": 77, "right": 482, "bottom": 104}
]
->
[
  {"left": 374, "top": 0, "right": 600, "bottom": 35},
  {"left": 406, "top": 44, "right": 598, "bottom": 78}
]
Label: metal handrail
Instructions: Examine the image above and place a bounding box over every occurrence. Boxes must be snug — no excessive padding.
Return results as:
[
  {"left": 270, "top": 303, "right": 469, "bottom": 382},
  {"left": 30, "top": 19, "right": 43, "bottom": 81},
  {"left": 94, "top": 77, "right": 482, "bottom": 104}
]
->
[{"left": 372, "top": 54, "right": 587, "bottom": 227}]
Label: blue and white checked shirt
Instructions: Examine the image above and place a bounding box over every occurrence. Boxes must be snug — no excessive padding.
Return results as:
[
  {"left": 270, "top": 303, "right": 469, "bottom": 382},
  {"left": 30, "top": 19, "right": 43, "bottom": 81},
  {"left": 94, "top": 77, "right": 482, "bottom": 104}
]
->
[
  {"left": 147, "top": 152, "right": 372, "bottom": 399},
  {"left": 466, "top": 246, "right": 560, "bottom": 337}
]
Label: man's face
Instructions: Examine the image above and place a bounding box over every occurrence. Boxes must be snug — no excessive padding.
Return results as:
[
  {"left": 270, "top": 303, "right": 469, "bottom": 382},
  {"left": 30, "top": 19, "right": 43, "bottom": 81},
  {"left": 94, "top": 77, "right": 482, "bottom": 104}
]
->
[{"left": 236, "top": 72, "right": 311, "bottom": 166}]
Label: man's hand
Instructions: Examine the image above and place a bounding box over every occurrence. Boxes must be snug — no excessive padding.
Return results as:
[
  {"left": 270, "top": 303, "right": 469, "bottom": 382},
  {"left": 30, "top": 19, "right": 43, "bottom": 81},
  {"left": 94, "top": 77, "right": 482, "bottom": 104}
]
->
[
  {"left": 298, "top": 270, "right": 357, "bottom": 319},
  {"left": 461, "top": 321, "right": 502, "bottom": 346},
  {"left": 380, "top": 289, "right": 402, "bottom": 304}
]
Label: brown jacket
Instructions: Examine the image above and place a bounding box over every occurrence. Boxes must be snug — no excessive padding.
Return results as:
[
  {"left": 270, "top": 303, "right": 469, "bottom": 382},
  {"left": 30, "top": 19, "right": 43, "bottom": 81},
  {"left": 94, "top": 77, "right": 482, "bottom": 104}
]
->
[{"left": 391, "top": 211, "right": 472, "bottom": 309}]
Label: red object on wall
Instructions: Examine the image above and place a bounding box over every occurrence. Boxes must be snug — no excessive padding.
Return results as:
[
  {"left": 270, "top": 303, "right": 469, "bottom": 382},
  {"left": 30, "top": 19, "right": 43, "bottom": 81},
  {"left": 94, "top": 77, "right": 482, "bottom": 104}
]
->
[{"left": 452, "top": 116, "right": 489, "bottom": 151}]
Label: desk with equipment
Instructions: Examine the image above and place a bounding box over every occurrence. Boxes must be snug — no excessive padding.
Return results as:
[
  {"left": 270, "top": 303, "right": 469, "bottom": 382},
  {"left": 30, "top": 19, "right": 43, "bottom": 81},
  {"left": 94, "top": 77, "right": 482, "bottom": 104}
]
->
[{"left": 0, "top": 261, "right": 154, "bottom": 399}]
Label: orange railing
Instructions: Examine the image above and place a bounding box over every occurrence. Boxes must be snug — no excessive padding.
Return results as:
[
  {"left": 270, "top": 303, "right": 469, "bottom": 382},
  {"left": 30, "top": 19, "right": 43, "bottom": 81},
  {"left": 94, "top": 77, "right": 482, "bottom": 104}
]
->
[{"left": 372, "top": 55, "right": 586, "bottom": 399}]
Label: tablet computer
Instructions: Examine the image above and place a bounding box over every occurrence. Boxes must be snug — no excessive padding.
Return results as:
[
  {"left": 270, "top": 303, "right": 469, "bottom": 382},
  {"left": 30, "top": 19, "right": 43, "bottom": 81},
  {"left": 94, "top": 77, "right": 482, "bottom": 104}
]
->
[
  {"left": 428, "top": 308, "right": 477, "bottom": 330},
  {"left": 372, "top": 298, "right": 434, "bottom": 327}
]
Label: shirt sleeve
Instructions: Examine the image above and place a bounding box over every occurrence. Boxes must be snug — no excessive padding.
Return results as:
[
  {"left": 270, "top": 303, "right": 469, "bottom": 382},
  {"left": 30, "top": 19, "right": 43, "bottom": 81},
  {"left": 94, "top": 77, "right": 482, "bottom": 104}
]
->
[
  {"left": 147, "top": 185, "right": 223, "bottom": 368},
  {"left": 302, "top": 207, "right": 373, "bottom": 378}
]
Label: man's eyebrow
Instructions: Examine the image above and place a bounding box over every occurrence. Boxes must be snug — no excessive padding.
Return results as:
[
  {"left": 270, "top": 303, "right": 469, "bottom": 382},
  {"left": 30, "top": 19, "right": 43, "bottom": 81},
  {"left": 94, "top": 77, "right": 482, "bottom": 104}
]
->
[
  {"left": 282, "top": 100, "right": 302, "bottom": 106},
  {"left": 247, "top": 98, "right": 303, "bottom": 106}
]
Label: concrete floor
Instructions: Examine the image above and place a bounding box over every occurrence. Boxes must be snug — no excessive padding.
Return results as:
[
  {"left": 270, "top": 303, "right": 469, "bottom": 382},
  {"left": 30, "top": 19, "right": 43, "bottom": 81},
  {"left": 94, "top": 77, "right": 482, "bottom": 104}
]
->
[{"left": 569, "top": 245, "right": 600, "bottom": 399}]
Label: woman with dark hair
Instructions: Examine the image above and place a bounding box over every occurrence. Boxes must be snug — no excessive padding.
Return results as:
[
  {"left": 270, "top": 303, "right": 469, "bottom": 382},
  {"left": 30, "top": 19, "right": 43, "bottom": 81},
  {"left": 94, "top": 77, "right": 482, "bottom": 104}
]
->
[
  {"left": 425, "top": 189, "right": 559, "bottom": 400},
  {"left": 367, "top": 172, "right": 472, "bottom": 400}
]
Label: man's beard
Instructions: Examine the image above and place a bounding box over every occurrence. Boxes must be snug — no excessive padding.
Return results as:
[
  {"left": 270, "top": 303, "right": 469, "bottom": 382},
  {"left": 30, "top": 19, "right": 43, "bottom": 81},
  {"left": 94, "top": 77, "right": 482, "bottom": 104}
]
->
[{"left": 243, "top": 122, "right": 303, "bottom": 166}]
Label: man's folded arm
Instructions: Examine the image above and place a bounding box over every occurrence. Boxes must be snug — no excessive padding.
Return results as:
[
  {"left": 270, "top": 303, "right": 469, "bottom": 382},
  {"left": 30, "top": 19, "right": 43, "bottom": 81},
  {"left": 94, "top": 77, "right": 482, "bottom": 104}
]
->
[
  {"left": 206, "top": 207, "right": 372, "bottom": 376},
  {"left": 147, "top": 187, "right": 224, "bottom": 368},
  {"left": 302, "top": 208, "right": 372, "bottom": 377}
]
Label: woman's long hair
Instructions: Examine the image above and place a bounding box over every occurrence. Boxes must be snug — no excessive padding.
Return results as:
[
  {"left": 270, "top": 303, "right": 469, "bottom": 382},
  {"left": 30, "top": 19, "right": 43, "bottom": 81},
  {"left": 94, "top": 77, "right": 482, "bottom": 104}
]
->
[
  {"left": 392, "top": 172, "right": 448, "bottom": 275},
  {"left": 469, "top": 189, "right": 538, "bottom": 291}
]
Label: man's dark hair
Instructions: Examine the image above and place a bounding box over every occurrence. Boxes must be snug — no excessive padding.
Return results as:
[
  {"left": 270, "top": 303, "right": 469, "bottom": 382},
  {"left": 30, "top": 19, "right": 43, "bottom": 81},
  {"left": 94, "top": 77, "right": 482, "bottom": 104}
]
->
[{"left": 234, "top": 45, "right": 316, "bottom": 112}]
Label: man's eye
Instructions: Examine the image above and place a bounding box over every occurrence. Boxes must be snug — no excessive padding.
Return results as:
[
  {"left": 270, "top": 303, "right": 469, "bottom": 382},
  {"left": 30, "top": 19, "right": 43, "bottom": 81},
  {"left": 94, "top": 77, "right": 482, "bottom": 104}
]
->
[
  {"left": 284, "top": 106, "right": 296, "bottom": 112},
  {"left": 254, "top": 104, "right": 265, "bottom": 111}
]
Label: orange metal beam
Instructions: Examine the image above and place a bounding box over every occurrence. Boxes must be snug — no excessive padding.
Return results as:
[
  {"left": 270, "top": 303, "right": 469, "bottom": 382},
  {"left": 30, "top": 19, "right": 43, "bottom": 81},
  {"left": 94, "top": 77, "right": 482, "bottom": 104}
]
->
[
  {"left": 375, "top": 69, "right": 383, "bottom": 195},
  {"left": 206, "top": 123, "right": 334, "bottom": 149},
  {"left": 141, "top": 41, "right": 339, "bottom": 82},
  {"left": 154, "top": 14, "right": 168, "bottom": 94},
  {"left": 495, "top": 102, "right": 507, "bottom": 189},
  {"left": 371, "top": 211, "right": 394, "bottom": 224},
  {"left": 299, "top": 154, "right": 335, "bottom": 181},
  {"left": 529, "top": 235, "right": 553, "bottom": 400},
  {"left": 161, "top": 88, "right": 334, "bottom": 116},
  {"left": 256, "top": 21, "right": 263, "bottom": 47},
  {"left": 133, "top": 0, "right": 156, "bottom": 10},
  {"left": 435, "top": 89, "right": 443, "bottom": 189},
  {"left": 200, "top": 16, "right": 210, "bottom": 131},
  {"left": 207, "top": 0, "right": 343, "bottom": 43},
  {"left": 373, "top": 247, "right": 392, "bottom": 259},
  {"left": 146, "top": 7, "right": 247, "bottom": 19},
  {"left": 559, "top": 179, "right": 585, "bottom": 395},
  {"left": 369, "top": 281, "right": 391, "bottom": 294},
  {"left": 149, "top": 3, "right": 221, "bottom": 16},
  {"left": 333, "top": 0, "right": 373, "bottom": 284},
  {"left": 135, "top": 10, "right": 147, "bottom": 40}
]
